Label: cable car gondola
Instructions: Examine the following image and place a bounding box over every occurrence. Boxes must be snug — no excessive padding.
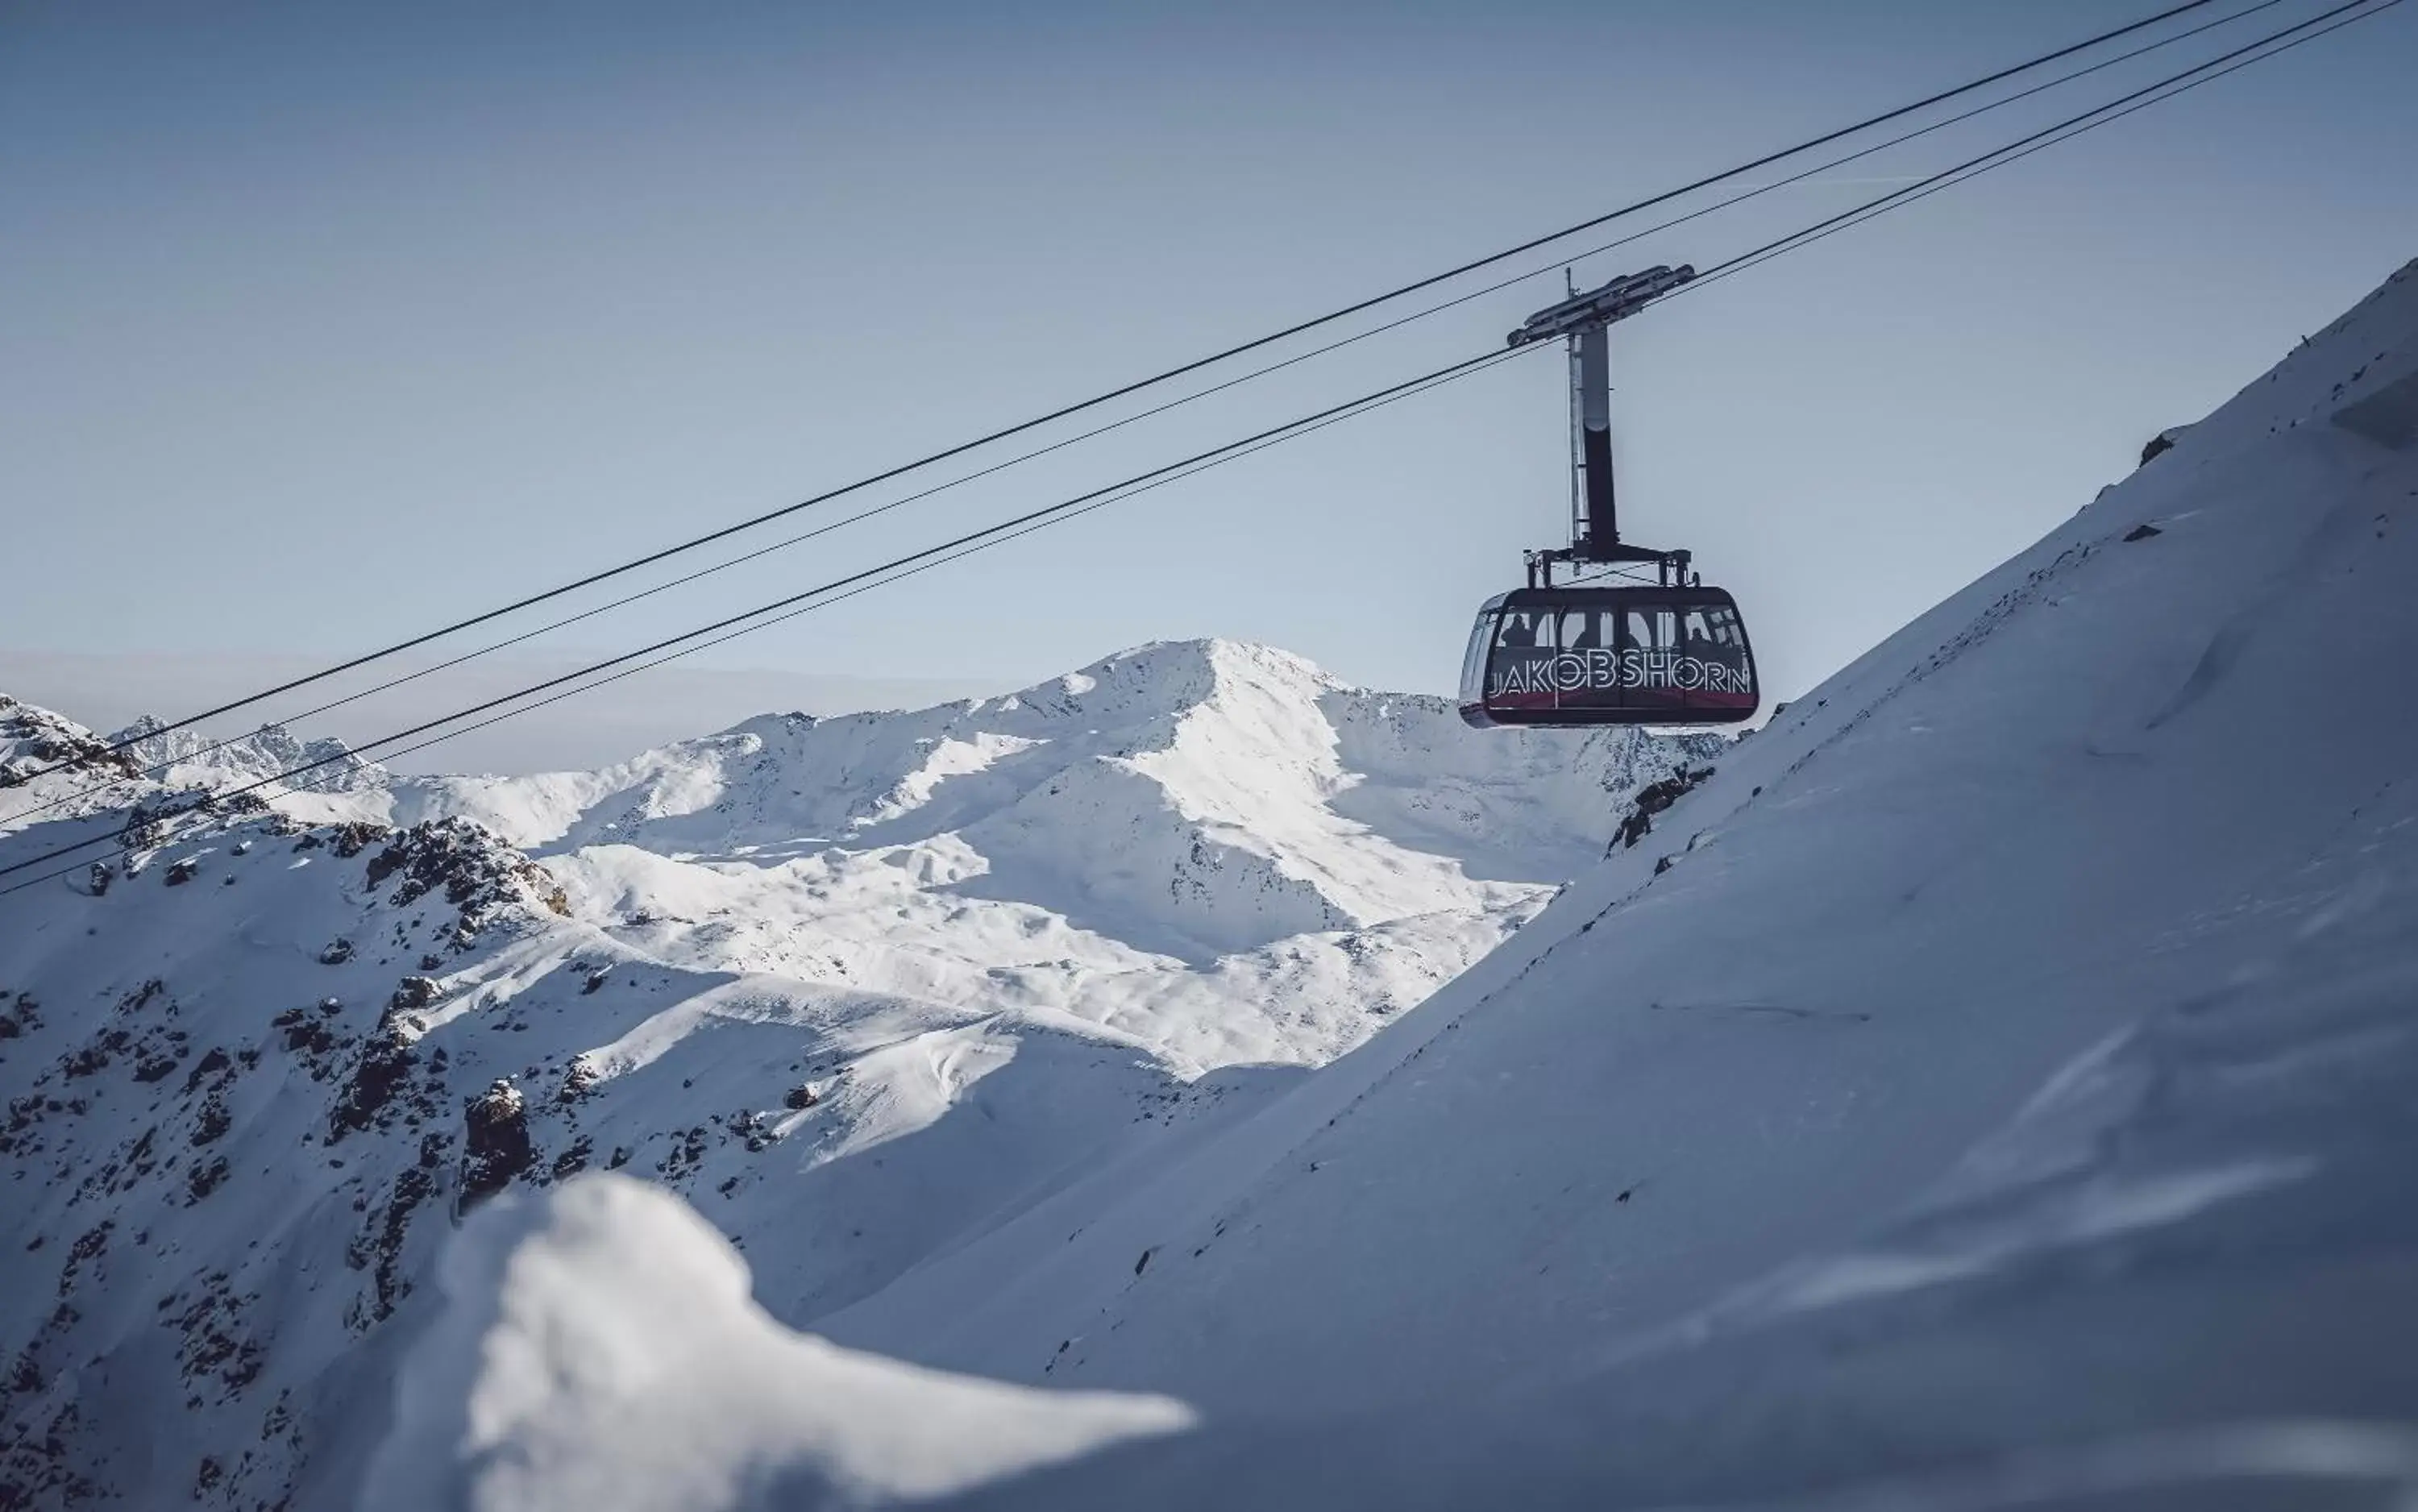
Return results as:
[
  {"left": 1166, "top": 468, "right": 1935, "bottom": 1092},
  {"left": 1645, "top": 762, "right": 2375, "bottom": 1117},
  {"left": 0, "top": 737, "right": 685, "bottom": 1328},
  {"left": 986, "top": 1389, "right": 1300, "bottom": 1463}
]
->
[{"left": 1459, "top": 264, "right": 1761, "bottom": 729}]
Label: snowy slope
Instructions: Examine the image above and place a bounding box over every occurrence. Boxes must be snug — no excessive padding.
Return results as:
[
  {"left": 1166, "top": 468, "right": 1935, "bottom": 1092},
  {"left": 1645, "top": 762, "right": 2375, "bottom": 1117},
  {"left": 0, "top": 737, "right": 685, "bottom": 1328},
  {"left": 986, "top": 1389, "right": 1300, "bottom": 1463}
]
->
[
  {"left": 383, "top": 259, "right": 2418, "bottom": 1511},
  {"left": 359, "top": 1178, "right": 1194, "bottom": 1512},
  {"left": 0, "top": 644, "right": 1711, "bottom": 1508}
]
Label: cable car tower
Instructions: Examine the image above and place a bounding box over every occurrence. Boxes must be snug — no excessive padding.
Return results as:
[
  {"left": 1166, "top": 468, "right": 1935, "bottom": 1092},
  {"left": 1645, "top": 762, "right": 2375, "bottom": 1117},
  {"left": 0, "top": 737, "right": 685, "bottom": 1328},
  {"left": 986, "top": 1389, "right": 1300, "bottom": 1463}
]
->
[
  {"left": 1508, "top": 263, "right": 1699, "bottom": 588},
  {"left": 1457, "top": 264, "right": 1761, "bottom": 729}
]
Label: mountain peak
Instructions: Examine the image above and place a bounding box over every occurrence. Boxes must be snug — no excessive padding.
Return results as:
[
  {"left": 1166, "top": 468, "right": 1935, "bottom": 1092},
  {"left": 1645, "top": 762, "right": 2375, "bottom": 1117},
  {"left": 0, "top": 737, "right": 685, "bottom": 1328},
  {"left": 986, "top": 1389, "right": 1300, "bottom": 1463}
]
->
[
  {"left": 984, "top": 638, "right": 1336, "bottom": 726},
  {"left": 378, "top": 638, "right": 1711, "bottom": 966}
]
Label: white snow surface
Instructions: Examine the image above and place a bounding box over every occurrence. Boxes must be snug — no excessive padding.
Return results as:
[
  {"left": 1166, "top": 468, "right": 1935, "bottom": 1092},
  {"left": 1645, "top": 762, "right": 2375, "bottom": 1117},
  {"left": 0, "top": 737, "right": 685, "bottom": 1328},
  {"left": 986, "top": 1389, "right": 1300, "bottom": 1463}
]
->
[
  {"left": 360, "top": 1176, "right": 1190, "bottom": 1512},
  {"left": 0, "top": 637, "right": 1711, "bottom": 1506},
  {"left": 388, "top": 257, "right": 2418, "bottom": 1507}
]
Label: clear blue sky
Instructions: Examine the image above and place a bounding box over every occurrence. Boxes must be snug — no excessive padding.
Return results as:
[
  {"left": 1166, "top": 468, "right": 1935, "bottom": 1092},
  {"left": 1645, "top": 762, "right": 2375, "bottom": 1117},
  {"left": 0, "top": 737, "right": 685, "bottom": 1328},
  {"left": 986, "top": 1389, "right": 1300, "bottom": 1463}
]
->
[{"left": 5, "top": 1, "right": 2414, "bottom": 757}]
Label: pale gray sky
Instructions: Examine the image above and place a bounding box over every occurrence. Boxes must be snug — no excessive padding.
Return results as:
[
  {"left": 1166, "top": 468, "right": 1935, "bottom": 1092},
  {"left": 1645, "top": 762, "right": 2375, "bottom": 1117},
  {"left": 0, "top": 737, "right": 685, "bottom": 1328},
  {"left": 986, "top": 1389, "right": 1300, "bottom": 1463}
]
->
[{"left": 5, "top": 0, "right": 2413, "bottom": 770}]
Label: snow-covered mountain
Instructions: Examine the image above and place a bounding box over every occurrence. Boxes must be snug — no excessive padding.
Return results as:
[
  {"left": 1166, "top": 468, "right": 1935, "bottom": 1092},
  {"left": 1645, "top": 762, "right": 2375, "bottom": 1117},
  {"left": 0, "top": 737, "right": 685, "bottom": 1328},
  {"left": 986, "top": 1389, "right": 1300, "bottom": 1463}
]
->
[
  {"left": 0, "top": 705, "right": 380, "bottom": 837},
  {"left": 359, "top": 258, "right": 2418, "bottom": 1512},
  {"left": 113, "top": 715, "right": 378, "bottom": 811},
  {"left": 0, "top": 641, "right": 1716, "bottom": 1508},
  {"left": 363, "top": 640, "right": 1720, "bottom": 1067}
]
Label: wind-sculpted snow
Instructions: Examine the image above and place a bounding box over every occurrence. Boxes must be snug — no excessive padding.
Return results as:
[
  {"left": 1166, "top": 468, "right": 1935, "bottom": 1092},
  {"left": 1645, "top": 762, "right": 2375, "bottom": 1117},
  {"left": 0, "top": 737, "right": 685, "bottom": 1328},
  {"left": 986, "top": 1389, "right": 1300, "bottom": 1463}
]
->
[
  {"left": 355, "top": 260, "right": 2418, "bottom": 1510},
  {"left": 0, "top": 641, "right": 1709, "bottom": 1506},
  {"left": 365, "top": 1176, "right": 1190, "bottom": 1512}
]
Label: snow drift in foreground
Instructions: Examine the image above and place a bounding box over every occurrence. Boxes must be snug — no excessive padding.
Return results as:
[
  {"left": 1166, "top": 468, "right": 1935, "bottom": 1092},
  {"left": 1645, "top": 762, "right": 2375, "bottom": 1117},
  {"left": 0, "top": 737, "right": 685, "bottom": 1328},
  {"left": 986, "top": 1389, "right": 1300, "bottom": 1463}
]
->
[
  {"left": 386, "top": 259, "right": 2418, "bottom": 1510},
  {"left": 363, "top": 1176, "right": 1189, "bottom": 1512}
]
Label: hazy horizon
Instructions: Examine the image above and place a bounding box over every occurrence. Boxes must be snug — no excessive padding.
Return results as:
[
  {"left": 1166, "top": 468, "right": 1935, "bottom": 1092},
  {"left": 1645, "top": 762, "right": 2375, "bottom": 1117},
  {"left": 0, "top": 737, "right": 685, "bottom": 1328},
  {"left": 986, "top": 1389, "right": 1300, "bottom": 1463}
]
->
[{"left": 0, "top": 645, "right": 999, "bottom": 775}]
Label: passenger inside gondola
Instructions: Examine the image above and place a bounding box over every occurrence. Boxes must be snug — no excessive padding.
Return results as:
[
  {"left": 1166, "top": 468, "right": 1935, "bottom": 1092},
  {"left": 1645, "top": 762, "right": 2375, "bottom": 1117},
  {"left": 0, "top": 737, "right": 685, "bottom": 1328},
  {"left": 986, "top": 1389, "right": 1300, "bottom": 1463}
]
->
[{"left": 1497, "top": 611, "right": 1551, "bottom": 650}]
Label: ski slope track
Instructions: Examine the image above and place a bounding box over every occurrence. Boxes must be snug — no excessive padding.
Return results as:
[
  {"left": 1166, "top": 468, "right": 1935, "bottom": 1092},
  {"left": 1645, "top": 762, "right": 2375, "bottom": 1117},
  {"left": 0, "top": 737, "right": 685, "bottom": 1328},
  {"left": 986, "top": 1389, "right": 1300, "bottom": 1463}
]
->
[
  {"left": 0, "top": 640, "right": 1714, "bottom": 1507},
  {"left": 398, "top": 255, "right": 2418, "bottom": 1508}
]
